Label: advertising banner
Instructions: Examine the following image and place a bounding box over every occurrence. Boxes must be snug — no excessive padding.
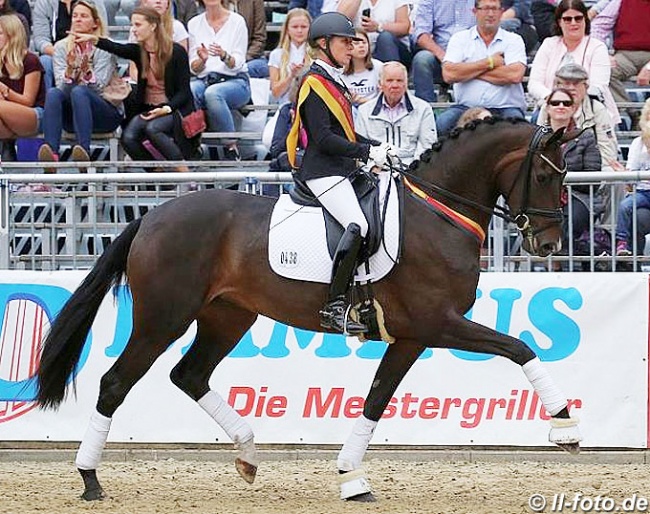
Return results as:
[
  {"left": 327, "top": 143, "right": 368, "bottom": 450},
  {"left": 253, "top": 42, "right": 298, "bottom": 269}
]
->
[{"left": 0, "top": 271, "right": 647, "bottom": 448}]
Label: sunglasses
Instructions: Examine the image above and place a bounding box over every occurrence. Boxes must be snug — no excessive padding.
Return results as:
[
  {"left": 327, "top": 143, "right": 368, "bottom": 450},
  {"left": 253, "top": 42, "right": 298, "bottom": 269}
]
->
[
  {"left": 548, "top": 99, "right": 574, "bottom": 107},
  {"left": 561, "top": 14, "right": 585, "bottom": 23}
]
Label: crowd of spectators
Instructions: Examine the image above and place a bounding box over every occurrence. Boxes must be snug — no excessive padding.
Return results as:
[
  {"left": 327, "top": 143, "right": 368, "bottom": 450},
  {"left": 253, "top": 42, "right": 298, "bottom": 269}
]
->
[{"left": 2, "top": 0, "right": 650, "bottom": 256}]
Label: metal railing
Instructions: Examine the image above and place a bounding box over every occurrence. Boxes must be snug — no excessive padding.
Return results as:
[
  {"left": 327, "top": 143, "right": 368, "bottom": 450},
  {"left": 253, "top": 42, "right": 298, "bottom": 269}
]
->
[{"left": 1, "top": 163, "right": 650, "bottom": 272}]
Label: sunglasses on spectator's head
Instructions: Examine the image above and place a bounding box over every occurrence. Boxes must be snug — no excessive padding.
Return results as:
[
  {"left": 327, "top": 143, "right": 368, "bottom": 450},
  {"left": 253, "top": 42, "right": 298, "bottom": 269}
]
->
[
  {"left": 561, "top": 14, "right": 585, "bottom": 23},
  {"left": 548, "top": 99, "right": 574, "bottom": 107}
]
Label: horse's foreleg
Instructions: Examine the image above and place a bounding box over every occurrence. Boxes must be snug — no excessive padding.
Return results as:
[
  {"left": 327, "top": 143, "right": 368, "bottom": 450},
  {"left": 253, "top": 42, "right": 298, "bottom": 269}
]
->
[
  {"left": 438, "top": 314, "right": 582, "bottom": 453},
  {"left": 338, "top": 340, "right": 425, "bottom": 502},
  {"left": 170, "top": 301, "right": 259, "bottom": 484}
]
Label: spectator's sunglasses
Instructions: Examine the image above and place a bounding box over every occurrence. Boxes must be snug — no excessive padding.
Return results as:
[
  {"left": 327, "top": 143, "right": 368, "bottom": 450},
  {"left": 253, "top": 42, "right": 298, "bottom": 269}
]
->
[
  {"left": 561, "top": 15, "right": 585, "bottom": 23},
  {"left": 548, "top": 99, "right": 574, "bottom": 107}
]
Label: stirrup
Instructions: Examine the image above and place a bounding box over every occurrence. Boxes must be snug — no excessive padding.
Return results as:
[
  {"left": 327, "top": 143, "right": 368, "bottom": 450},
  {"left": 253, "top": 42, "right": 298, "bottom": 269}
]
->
[{"left": 320, "top": 302, "right": 368, "bottom": 335}]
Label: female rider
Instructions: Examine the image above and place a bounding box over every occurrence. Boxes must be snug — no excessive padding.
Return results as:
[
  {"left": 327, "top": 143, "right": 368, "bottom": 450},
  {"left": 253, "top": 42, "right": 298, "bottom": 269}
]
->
[{"left": 287, "top": 12, "right": 390, "bottom": 335}]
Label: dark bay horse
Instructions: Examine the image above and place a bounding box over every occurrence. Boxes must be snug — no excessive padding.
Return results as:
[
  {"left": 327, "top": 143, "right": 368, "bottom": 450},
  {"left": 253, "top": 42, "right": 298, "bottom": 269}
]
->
[{"left": 35, "top": 119, "right": 582, "bottom": 502}]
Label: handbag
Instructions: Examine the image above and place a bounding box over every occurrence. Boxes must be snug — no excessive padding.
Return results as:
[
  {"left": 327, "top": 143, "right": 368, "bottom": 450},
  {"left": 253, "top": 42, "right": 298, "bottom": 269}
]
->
[
  {"left": 181, "top": 109, "right": 207, "bottom": 139},
  {"left": 101, "top": 75, "right": 132, "bottom": 106}
]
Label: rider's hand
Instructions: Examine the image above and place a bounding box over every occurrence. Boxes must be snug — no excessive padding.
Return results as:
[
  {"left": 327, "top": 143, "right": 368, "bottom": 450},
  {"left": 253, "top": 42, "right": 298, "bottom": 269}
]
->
[{"left": 368, "top": 142, "right": 392, "bottom": 168}]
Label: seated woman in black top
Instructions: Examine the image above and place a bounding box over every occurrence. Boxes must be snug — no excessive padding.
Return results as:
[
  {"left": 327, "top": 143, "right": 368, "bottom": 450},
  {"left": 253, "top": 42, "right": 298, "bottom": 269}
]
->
[
  {"left": 72, "top": 5, "right": 197, "bottom": 170},
  {"left": 287, "top": 12, "right": 390, "bottom": 335}
]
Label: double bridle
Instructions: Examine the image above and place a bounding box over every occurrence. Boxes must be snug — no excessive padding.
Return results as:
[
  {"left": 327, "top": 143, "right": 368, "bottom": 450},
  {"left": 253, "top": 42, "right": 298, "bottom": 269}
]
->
[{"left": 400, "top": 125, "right": 566, "bottom": 240}]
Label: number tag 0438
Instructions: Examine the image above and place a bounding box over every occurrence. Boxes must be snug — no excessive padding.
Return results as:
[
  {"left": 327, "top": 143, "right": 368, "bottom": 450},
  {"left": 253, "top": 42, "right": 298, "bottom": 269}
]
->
[{"left": 279, "top": 250, "right": 298, "bottom": 267}]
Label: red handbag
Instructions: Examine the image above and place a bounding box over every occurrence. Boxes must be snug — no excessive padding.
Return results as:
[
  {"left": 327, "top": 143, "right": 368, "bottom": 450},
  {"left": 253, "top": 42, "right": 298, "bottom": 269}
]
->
[{"left": 181, "top": 109, "right": 207, "bottom": 138}]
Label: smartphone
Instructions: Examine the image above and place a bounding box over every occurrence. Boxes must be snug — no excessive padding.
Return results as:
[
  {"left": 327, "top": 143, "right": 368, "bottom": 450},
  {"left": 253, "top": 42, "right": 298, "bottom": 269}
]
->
[{"left": 362, "top": 8, "right": 370, "bottom": 17}]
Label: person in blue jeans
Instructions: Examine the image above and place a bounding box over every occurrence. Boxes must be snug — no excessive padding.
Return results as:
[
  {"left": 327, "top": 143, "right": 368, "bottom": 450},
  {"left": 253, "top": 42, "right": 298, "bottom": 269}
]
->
[
  {"left": 435, "top": 0, "right": 527, "bottom": 136},
  {"left": 187, "top": 0, "right": 251, "bottom": 160},
  {"left": 38, "top": 0, "right": 123, "bottom": 172},
  {"left": 615, "top": 99, "right": 650, "bottom": 256},
  {"left": 410, "top": 0, "right": 475, "bottom": 102}
]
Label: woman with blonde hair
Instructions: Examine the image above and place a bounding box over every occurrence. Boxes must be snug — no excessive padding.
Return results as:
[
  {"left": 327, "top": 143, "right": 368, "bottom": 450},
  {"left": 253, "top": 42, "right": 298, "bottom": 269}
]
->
[
  {"left": 0, "top": 14, "right": 46, "bottom": 162},
  {"left": 73, "top": 6, "right": 197, "bottom": 167},
  {"left": 38, "top": 0, "right": 123, "bottom": 171},
  {"left": 268, "top": 7, "right": 311, "bottom": 104}
]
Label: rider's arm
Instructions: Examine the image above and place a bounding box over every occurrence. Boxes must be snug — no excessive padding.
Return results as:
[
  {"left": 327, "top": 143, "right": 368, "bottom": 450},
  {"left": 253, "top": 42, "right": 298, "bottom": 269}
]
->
[{"left": 301, "top": 93, "right": 371, "bottom": 160}]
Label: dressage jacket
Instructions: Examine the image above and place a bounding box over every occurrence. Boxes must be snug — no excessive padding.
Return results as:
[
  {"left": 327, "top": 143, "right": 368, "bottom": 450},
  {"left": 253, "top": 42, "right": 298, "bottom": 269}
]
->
[{"left": 292, "top": 63, "right": 372, "bottom": 182}]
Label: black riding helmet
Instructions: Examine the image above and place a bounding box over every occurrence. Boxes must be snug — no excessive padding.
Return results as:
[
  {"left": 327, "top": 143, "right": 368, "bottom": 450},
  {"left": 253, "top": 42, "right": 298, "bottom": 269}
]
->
[{"left": 308, "top": 12, "right": 361, "bottom": 67}]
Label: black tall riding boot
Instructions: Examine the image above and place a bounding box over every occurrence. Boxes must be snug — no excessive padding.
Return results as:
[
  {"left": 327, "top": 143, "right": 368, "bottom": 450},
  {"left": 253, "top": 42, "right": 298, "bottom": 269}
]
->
[{"left": 319, "top": 223, "right": 368, "bottom": 334}]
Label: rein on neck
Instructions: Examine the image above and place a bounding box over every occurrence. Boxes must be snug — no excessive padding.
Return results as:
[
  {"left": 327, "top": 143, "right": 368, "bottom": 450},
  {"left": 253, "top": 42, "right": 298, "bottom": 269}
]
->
[{"left": 399, "top": 124, "right": 563, "bottom": 235}]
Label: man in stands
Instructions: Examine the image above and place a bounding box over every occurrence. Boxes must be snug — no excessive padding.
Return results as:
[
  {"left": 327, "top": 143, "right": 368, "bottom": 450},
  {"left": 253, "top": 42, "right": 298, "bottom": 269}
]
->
[
  {"left": 435, "top": 0, "right": 527, "bottom": 135},
  {"left": 411, "top": 0, "right": 475, "bottom": 102},
  {"left": 607, "top": 0, "right": 650, "bottom": 119},
  {"left": 356, "top": 61, "right": 437, "bottom": 165}
]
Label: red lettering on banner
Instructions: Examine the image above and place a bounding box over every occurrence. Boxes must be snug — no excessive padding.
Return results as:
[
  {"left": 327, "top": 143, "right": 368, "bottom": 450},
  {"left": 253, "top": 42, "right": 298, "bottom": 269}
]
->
[
  {"left": 228, "top": 386, "right": 287, "bottom": 418},
  {"left": 343, "top": 396, "right": 364, "bottom": 418},
  {"left": 303, "top": 387, "right": 344, "bottom": 417},
  {"left": 419, "top": 397, "right": 440, "bottom": 419},
  {"left": 400, "top": 393, "right": 419, "bottom": 419},
  {"left": 227, "top": 386, "right": 583, "bottom": 427}
]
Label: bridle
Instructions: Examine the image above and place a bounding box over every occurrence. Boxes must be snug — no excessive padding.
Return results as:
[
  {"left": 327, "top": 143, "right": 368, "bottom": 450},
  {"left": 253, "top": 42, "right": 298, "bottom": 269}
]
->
[{"left": 399, "top": 124, "right": 567, "bottom": 241}]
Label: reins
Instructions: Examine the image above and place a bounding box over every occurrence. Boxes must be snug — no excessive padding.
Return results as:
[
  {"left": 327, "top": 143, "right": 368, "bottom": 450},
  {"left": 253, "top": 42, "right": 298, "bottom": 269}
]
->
[{"left": 394, "top": 124, "right": 565, "bottom": 239}]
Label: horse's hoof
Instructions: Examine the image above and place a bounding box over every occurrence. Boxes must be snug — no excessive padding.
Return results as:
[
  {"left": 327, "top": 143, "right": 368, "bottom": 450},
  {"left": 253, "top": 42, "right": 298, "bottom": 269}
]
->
[
  {"left": 235, "top": 457, "right": 257, "bottom": 484},
  {"left": 557, "top": 442, "right": 580, "bottom": 455},
  {"left": 345, "top": 492, "right": 377, "bottom": 502},
  {"left": 80, "top": 486, "right": 105, "bottom": 501}
]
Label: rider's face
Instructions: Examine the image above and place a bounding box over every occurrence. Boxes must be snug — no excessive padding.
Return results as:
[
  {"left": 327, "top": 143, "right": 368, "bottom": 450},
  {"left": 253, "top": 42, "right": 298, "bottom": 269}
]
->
[{"left": 323, "top": 36, "right": 353, "bottom": 68}]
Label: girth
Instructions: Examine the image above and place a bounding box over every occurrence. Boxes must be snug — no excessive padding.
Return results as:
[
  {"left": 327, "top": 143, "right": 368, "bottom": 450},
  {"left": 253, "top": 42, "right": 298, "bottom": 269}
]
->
[{"left": 289, "top": 172, "right": 384, "bottom": 262}]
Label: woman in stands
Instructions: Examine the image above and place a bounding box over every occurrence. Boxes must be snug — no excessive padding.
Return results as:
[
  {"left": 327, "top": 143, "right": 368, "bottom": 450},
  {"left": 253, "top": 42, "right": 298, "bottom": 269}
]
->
[
  {"left": 615, "top": 98, "right": 650, "bottom": 257},
  {"left": 73, "top": 6, "right": 197, "bottom": 170},
  {"left": 0, "top": 14, "right": 45, "bottom": 162},
  {"left": 341, "top": 29, "right": 382, "bottom": 107},
  {"left": 543, "top": 88, "right": 602, "bottom": 267},
  {"left": 528, "top": 0, "right": 619, "bottom": 124},
  {"left": 288, "top": 12, "right": 389, "bottom": 334},
  {"left": 188, "top": 0, "right": 250, "bottom": 161},
  {"left": 337, "top": 0, "right": 411, "bottom": 65},
  {"left": 127, "top": 0, "right": 189, "bottom": 81},
  {"left": 38, "top": 0, "right": 123, "bottom": 172},
  {"left": 269, "top": 7, "right": 311, "bottom": 105}
]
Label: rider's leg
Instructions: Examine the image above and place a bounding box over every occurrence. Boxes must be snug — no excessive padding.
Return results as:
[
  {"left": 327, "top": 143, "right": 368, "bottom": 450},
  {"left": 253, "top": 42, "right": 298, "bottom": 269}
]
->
[{"left": 306, "top": 176, "right": 369, "bottom": 334}]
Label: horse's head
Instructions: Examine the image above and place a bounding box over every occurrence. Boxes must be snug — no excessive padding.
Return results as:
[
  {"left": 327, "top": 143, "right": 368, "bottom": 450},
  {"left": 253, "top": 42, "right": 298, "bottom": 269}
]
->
[{"left": 503, "top": 125, "right": 575, "bottom": 257}]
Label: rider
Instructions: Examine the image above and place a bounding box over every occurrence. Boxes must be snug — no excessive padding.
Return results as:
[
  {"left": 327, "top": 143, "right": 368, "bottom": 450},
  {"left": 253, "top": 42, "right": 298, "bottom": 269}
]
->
[{"left": 287, "top": 12, "right": 391, "bottom": 335}]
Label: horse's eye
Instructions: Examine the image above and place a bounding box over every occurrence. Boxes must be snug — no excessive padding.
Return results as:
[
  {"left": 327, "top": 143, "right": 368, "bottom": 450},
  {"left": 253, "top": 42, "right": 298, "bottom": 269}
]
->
[{"left": 537, "top": 173, "right": 550, "bottom": 186}]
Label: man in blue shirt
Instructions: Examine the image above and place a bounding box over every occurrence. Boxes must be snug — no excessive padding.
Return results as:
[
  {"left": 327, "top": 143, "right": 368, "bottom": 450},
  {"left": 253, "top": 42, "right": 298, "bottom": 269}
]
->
[
  {"left": 411, "top": 0, "right": 475, "bottom": 102},
  {"left": 435, "top": 0, "right": 527, "bottom": 135}
]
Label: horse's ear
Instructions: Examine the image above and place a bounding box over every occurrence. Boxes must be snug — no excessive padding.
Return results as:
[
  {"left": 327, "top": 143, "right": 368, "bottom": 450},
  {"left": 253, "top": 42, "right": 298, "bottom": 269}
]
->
[{"left": 542, "top": 127, "right": 566, "bottom": 148}]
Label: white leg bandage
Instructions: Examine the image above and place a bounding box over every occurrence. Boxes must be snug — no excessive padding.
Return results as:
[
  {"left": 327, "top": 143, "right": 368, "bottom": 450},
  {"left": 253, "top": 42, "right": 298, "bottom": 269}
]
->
[
  {"left": 198, "top": 390, "right": 254, "bottom": 446},
  {"left": 75, "top": 410, "right": 112, "bottom": 470},
  {"left": 337, "top": 416, "right": 378, "bottom": 472},
  {"left": 522, "top": 357, "right": 567, "bottom": 416}
]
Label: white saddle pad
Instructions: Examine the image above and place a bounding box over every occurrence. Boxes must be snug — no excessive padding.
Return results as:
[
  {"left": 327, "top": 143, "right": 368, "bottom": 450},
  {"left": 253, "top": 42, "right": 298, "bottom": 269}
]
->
[{"left": 268, "top": 173, "right": 401, "bottom": 284}]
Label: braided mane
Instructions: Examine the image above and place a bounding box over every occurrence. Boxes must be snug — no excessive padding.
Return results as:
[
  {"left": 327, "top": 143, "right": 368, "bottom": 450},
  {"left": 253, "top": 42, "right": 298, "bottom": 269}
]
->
[{"left": 408, "top": 116, "right": 531, "bottom": 174}]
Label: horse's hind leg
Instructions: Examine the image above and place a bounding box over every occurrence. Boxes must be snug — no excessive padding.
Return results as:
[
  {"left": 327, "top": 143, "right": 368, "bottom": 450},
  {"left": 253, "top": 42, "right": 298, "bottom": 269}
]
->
[
  {"left": 437, "top": 313, "right": 582, "bottom": 453},
  {"left": 76, "top": 319, "right": 192, "bottom": 500},
  {"left": 338, "top": 340, "right": 426, "bottom": 502},
  {"left": 170, "top": 300, "right": 259, "bottom": 484}
]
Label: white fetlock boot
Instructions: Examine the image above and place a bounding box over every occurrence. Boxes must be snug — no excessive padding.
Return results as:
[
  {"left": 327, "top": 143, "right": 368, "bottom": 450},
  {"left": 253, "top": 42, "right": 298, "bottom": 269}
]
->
[{"left": 549, "top": 416, "right": 582, "bottom": 454}]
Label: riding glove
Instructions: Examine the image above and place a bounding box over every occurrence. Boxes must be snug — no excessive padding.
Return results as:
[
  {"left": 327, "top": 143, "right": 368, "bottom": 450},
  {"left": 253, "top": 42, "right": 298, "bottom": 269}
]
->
[{"left": 368, "top": 142, "right": 393, "bottom": 168}]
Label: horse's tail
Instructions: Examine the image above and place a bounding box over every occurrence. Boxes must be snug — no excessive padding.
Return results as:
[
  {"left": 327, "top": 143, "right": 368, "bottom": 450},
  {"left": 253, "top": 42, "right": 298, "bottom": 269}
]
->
[{"left": 36, "top": 218, "right": 143, "bottom": 410}]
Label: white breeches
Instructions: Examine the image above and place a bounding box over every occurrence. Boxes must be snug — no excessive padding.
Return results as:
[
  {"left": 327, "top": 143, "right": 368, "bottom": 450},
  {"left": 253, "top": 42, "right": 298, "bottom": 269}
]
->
[{"left": 305, "top": 176, "right": 368, "bottom": 237}]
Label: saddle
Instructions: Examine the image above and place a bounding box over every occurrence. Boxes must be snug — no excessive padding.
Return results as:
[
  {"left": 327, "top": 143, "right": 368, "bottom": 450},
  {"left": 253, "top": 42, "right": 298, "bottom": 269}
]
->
[{"left": 289, "top": 170, "right": 385, "bottom": 262}]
